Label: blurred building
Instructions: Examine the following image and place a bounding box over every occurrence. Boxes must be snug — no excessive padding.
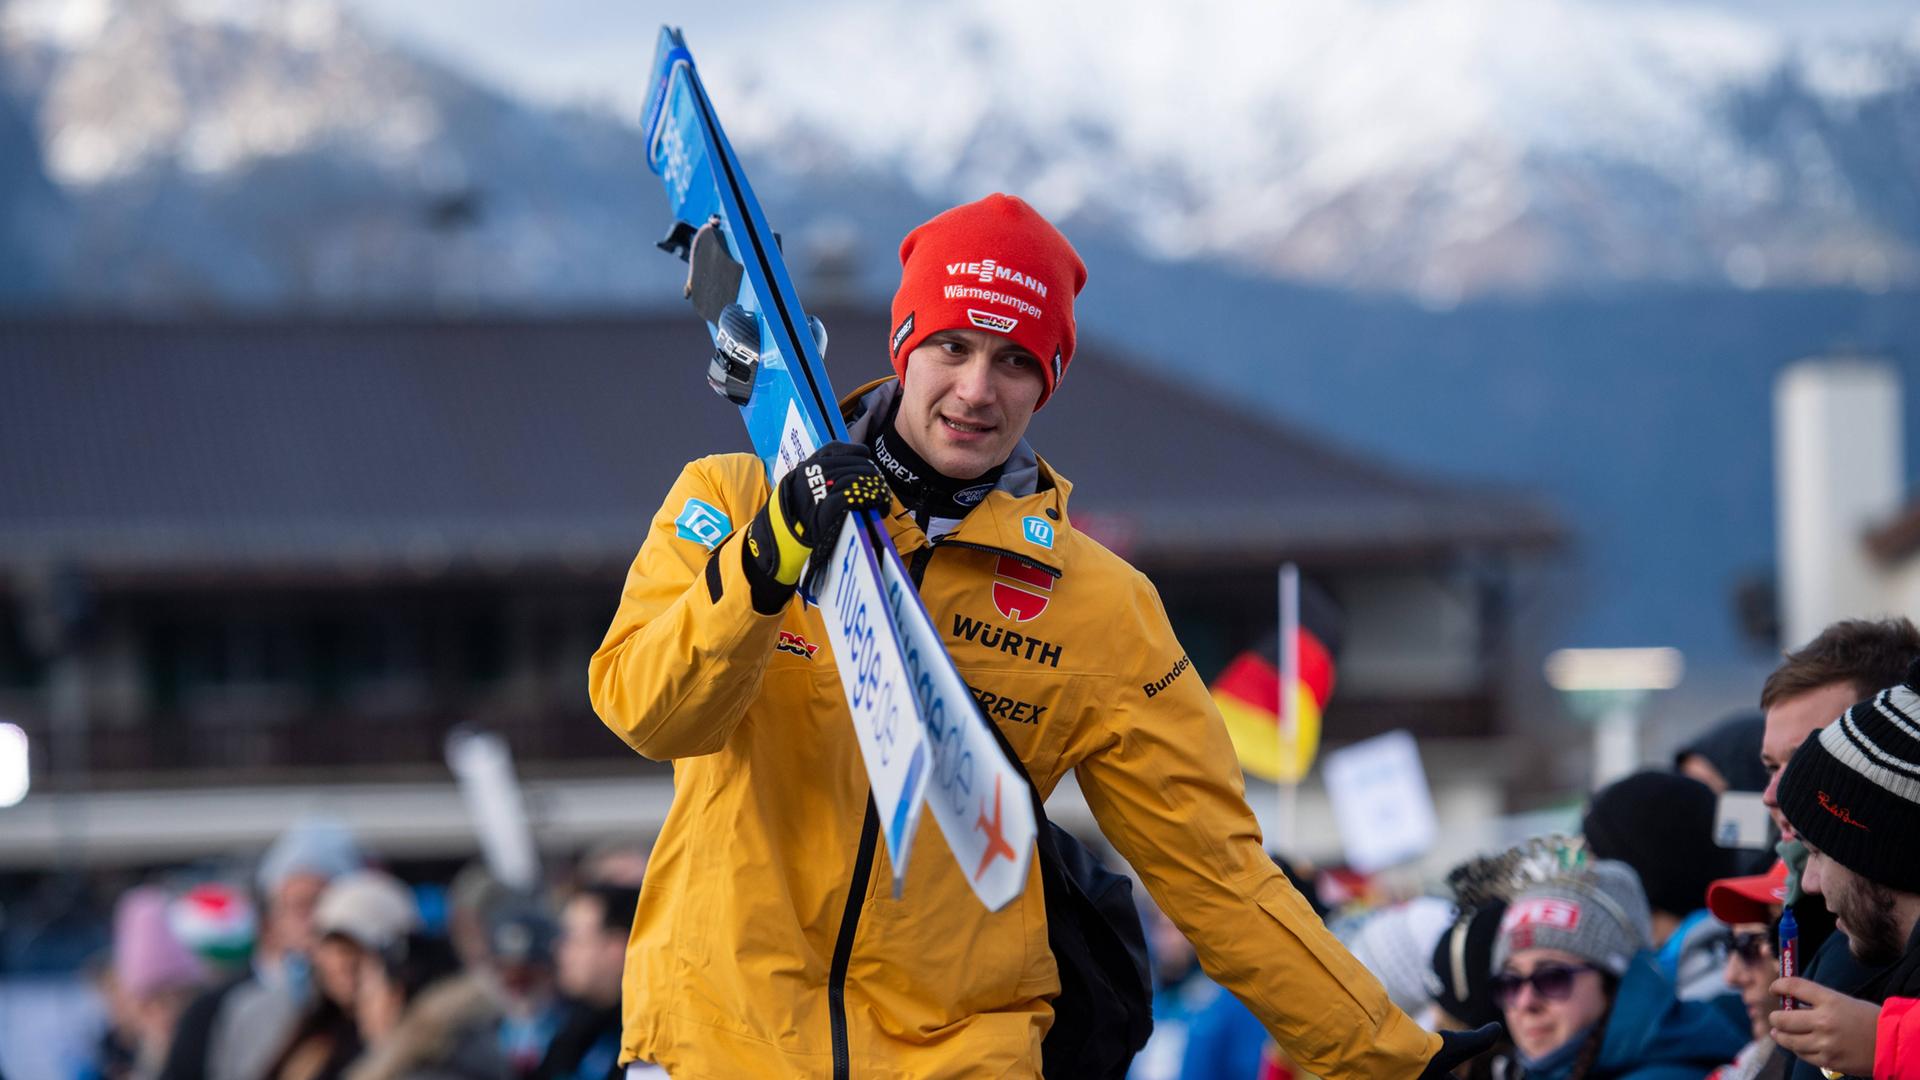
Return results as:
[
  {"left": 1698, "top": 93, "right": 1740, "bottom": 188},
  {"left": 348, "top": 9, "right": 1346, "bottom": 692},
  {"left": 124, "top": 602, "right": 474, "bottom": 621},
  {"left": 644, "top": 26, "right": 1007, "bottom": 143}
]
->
[{"left": 0, "top": 312, "right": 1561, "bottom": 868}]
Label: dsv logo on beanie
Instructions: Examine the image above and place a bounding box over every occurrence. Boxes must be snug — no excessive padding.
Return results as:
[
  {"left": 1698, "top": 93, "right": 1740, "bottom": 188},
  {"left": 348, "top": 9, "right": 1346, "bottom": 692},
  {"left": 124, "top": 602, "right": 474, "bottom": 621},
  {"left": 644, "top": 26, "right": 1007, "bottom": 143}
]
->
[{"left": 966, "top": 308, "right": 1019, "bottom": 335}]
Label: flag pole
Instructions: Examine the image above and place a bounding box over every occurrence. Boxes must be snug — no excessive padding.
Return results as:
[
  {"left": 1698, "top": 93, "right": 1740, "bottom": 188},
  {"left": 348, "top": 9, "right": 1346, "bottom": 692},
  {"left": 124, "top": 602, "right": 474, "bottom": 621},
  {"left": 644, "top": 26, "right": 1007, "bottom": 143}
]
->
[{"left": 1276, "top": 562, "right": 1300, "bottom": 857}]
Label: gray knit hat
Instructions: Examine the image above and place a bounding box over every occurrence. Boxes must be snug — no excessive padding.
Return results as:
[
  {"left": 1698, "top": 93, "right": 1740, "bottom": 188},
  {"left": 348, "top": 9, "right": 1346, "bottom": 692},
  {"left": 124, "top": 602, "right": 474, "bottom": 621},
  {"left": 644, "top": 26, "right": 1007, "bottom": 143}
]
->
[{"left": 1492, "top": 859, "right": 1652, "bottom": 977}]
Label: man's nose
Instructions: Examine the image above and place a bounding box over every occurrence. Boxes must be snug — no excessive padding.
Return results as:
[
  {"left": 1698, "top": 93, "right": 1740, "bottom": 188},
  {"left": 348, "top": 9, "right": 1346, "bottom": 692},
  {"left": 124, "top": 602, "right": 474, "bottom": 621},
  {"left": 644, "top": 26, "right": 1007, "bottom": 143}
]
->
[{"left": 953, "top": 354, "right": 995, "bottom": 403}]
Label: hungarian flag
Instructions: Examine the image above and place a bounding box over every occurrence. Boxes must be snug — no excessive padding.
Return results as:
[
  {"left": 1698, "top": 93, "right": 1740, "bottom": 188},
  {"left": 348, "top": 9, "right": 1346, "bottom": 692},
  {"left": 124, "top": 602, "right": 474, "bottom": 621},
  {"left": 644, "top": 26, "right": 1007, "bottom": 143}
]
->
[{"left": 1212, "top": 576, "right": 1342, "bottom": 783}]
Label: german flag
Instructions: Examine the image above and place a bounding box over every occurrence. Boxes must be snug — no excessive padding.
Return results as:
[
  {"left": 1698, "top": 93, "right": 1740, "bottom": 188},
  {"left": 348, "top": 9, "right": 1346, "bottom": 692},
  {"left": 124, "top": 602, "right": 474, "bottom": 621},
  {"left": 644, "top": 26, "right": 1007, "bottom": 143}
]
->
[{"left": 1212, "top": 580, "right": 1342, "bottom": 784}]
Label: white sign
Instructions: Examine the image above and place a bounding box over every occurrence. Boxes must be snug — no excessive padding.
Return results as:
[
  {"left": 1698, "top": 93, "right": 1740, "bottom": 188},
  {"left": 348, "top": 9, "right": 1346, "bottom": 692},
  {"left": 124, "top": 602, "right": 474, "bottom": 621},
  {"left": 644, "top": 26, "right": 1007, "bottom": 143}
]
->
[
  {"left": 1321, "top": 730, "right": 1437, "bottom": 874},
  {"left": 877, "top": 547, "right": 1034, "bottom": 911},
  {"left": 816, "top": 520, "right": 932, "bottom": 892}
]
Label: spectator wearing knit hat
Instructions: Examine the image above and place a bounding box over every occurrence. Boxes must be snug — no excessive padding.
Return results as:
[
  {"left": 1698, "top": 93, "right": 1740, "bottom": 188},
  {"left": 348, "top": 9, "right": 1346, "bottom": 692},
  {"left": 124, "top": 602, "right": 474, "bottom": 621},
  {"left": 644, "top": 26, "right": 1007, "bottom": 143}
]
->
[
  {"left": 1583, "top": 771, "right": 1743, "bottom": 1001},
  {"left": 109, "top": 886, "right": 211, "bottom": 1078},
  {"left": 264, "top": 871, "right": 421, "bottom": 1080},
  {"left": 1766, "top": 667, "right": 1920, "bottom": 1077},
  {"left": 1493, "top": 858, "right": 1744, "bottom": 1079},
  {"left": 1432, "top": 900, "right": 1511, "bottom": 1031},
  {"left": 1754, "top": 618, "right": 1920, "bottom": 1080},
  {"left": 160, "top": 819, "right": 367, "bottom": 1080}
]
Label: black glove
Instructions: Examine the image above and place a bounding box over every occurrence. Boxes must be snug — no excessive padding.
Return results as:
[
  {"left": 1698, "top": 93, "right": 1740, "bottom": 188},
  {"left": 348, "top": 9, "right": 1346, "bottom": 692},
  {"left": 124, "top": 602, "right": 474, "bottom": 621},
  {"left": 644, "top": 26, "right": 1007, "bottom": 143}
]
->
[
  {"left": 742, "top": 441, "right": 889, "bottom": 613},
  {"left": 1418, "top": 1022, "right": 1504, "bottom": 1079}
]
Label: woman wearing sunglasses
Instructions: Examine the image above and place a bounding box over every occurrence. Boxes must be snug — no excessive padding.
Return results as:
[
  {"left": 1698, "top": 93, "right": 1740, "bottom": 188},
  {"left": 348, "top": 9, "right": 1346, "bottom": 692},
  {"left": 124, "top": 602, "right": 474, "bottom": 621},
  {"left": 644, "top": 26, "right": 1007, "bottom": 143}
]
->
[
  {"left": 1491, "top": 859, "right": 1745, "bottom": 1079},
  {"left": 1702, "top": 862, "right": 1790, "bottom": 1080}
]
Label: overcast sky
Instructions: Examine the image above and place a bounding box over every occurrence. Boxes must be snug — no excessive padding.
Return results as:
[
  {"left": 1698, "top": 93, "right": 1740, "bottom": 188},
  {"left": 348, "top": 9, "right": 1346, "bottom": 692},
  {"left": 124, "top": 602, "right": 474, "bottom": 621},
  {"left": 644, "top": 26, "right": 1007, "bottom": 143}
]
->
[{"left": 341, "top": 0, "right": 1919, "bottom": 118}]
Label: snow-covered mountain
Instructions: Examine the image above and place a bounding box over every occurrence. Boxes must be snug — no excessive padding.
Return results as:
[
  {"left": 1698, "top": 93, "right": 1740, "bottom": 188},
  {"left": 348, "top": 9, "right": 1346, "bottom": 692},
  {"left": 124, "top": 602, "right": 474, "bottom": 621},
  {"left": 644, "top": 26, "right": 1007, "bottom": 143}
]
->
[
  {"left": 0, "top": 0, "right": 684, "bottom": 309},
  {"left": 688, "top": 0, "right": 1920, "bottom": 303},
  {"left": 2, "top": 0, "right": 1918, "bottom": 308}
]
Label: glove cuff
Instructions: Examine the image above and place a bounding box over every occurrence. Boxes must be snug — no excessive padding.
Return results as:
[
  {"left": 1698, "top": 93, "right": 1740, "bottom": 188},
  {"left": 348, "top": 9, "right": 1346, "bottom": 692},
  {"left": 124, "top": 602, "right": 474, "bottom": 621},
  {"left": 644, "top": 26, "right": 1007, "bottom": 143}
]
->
[
  {"left": 741, "top": 509, "right": 799, "bottom": 616},
  {"left": 765, "top": 485, "right": 814, "bottom": 584}
]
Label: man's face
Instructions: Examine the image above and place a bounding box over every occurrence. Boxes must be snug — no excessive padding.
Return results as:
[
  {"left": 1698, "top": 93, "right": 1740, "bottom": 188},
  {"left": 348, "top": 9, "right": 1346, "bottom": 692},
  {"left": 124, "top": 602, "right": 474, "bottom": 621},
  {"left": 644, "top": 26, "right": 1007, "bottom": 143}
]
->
[
  {"left": 894, "top": 329, "right": 1045, "bottom": 481},
  {"left": 1761, "top": 682, "right": 1858, "bottom": 834},
  {"left": 556, "top": 896, "right": 626, "bottom": 1008},
  {"left": 1801, "top": 845, "right": 1904, "bottom": 966},
  {"left": 265, "top": 871, "right": 329, "bottom": 958}
]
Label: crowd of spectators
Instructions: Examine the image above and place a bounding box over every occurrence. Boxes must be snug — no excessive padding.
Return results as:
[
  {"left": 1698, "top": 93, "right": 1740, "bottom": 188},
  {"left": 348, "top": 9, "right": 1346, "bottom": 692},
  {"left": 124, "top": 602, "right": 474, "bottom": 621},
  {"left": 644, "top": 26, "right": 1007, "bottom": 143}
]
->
[
  {"left": 1129, "top": 616, "right": 1920, "bottom": 1080},
  {"left": 70, "top": 831, "right": 647, "bottom": 1080},
  {"left": 51, "top": 616, "right": 1920, "bottom": 1079}
]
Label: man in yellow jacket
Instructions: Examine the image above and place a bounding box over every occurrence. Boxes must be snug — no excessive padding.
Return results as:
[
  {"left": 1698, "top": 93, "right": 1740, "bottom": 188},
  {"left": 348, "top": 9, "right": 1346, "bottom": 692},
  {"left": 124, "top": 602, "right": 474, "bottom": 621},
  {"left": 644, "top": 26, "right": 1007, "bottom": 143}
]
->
[{"left": 590, "top": 194, "right": 1496, "bottom": 1078}]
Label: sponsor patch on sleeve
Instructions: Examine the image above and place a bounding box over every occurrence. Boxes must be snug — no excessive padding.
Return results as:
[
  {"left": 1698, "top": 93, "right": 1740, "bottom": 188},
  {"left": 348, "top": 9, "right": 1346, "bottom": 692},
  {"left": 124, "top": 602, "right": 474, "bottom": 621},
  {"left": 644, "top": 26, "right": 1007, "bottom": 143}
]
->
[
  {"left": 674, "top": 497, "right": 731, "bottom": 550},
  {"left": 776, "top": 630, "right": 820, "bottom": 659}
]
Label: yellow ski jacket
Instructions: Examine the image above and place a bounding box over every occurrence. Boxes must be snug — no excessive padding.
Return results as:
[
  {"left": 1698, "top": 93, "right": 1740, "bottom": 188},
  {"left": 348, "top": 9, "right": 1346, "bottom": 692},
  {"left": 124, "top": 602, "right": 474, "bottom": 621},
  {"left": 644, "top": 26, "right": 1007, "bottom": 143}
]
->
[{"left": 589, "top": 381, "right": 1442, "bottom": 1078}]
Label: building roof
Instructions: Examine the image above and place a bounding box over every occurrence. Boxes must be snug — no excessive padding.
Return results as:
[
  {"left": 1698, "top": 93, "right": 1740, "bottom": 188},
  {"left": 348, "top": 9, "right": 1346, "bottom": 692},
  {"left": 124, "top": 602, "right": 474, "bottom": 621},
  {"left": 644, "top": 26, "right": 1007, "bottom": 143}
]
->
[{"left": 0, "top": 311, "right": 1560, "bottom": 576}]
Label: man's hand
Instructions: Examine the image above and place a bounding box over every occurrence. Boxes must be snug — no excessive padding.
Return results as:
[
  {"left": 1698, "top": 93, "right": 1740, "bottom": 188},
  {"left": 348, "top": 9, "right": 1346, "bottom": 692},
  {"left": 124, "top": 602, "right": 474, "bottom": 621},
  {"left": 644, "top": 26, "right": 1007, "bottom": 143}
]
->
[
  {"left": 1769, "top": 976, "right": 1878, "bottom": 1078},
  {"left": 1418, "top": 1022, "right": 1503, "bottom": 1078},
  {"left": 742, "top": 442, "right": 888, "bottom": 610}
]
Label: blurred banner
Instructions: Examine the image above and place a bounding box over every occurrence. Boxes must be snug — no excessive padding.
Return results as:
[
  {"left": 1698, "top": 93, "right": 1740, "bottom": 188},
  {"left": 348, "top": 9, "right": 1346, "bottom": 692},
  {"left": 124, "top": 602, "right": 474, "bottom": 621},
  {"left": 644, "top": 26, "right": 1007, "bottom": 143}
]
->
[
  {"left": 1211, "top": 571, "right": 1342, "bottom": 784},
  {"left": 444, "top": 726, "right": 540, "bottom": 892}
]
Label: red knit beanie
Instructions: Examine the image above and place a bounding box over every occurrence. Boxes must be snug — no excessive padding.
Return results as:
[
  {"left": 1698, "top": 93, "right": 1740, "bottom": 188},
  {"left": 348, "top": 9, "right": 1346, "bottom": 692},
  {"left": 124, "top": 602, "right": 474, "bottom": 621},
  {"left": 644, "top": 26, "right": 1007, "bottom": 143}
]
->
[{"left": 888, "top": 193, "right": 1088, "bottom": 407}]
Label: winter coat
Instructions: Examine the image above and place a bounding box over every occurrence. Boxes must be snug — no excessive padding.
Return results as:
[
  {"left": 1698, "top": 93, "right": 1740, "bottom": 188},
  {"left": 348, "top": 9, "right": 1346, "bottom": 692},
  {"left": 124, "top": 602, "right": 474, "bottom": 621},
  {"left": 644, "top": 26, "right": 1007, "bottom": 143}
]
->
[
  {"left": 1517, "top": 952, "right": 1746, "bottom": 1080},
  {"left": 589, "top": 379, "right": 1441, "bottom": 1079},
  {"left": 1880, "top": 997, "right": 1920, "bottom": 1080},
  {"left": 1853, "top": 924, "right": 1920, "bottom": 1080},
  {"left": 533, "top": 1001, "right": 622, "bottom": 1080},
  {"left": 158, "top": 966, "right": 307, "bottom": 1080},
  {"left": 344, "top": 974, "right": 506, "bottom": 1080}
]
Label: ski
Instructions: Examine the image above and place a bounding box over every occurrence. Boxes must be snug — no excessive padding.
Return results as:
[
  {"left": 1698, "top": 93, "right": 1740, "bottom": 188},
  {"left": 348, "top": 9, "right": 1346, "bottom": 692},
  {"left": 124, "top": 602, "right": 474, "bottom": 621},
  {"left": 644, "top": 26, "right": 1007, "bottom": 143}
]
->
[{"left": 639, "top": 27, "right": 1034, "bottom": 910}]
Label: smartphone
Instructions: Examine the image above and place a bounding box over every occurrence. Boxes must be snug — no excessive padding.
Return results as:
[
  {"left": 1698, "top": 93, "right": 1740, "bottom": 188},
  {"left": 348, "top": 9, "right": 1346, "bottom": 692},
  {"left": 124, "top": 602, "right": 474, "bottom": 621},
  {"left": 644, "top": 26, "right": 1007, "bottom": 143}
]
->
[{"left": 1714, "top": 791, "right": 1772, "bottom": 850}]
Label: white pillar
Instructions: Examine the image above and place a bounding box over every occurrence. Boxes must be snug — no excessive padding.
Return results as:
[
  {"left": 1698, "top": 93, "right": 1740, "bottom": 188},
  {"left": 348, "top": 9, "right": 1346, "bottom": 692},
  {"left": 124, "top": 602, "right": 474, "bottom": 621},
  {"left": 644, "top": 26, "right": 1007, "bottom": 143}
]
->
[
  {"left": 1774, "top": 357, "right": 1902, "bottom": 650},
  {"left": 1593, "top": 703, "right": 1639, "bottom": 790}
]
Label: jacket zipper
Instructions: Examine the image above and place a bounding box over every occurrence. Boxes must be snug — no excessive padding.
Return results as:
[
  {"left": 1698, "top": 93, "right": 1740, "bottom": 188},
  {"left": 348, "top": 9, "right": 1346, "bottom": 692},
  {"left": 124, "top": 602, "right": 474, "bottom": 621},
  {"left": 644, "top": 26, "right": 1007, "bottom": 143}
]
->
[
  {"left": 828, "top": 799, "right": 878, "bottom": 1080},
  {"left": 928, "top": 538, "right": 1062, "bottom": 579},
  {"left": 825, "top": 541, "right": 1033, "bottom": 1077}
]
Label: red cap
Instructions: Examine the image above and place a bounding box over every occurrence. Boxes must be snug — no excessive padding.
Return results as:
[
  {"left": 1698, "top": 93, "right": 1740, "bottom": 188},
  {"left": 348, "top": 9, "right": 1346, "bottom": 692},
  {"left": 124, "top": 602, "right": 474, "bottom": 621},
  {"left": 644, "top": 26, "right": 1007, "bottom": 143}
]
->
[
  {"left": 888, "top": 193, "right": 1087, "bottom": 408},
  {"left": 1705, "top": 860, "right": 1789, "bottom": 926}
]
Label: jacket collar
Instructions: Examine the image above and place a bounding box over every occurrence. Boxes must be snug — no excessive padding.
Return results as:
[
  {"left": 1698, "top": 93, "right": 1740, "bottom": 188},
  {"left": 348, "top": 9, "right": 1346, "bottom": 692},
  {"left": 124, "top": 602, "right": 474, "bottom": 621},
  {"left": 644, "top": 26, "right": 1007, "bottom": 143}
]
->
[{"left": 841, "top": 378, "right": 1071, "bottom": 576}]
